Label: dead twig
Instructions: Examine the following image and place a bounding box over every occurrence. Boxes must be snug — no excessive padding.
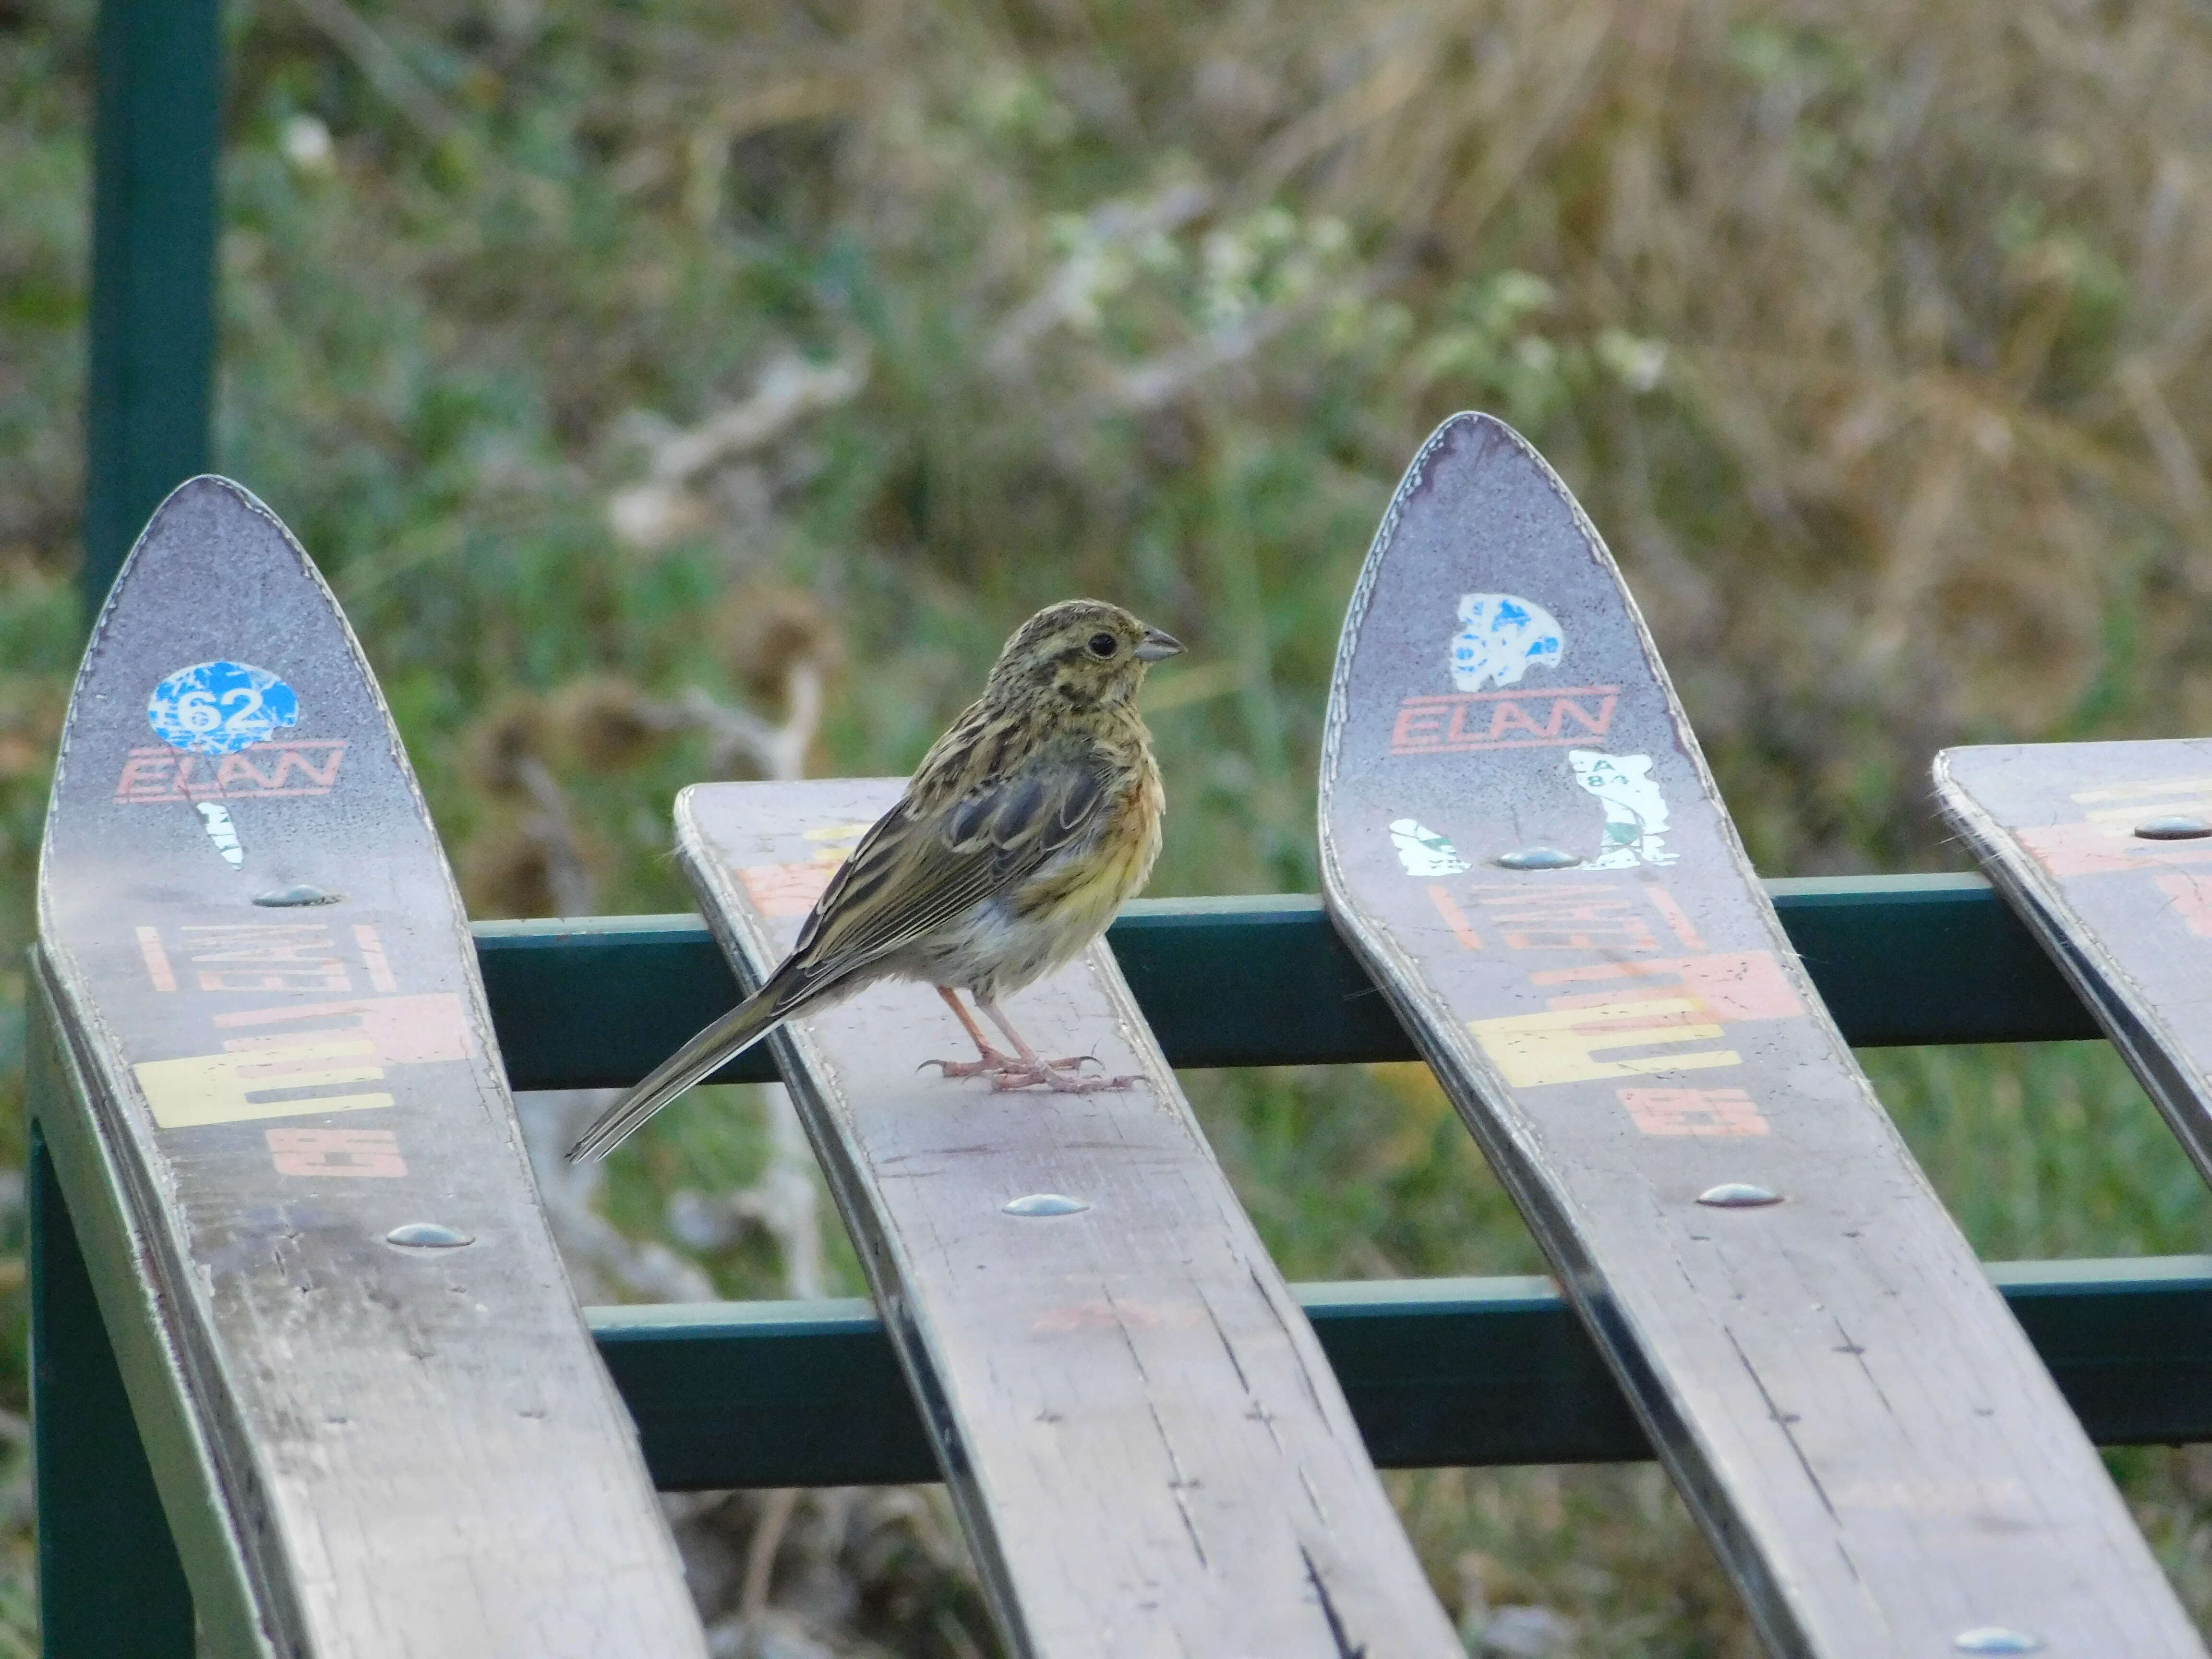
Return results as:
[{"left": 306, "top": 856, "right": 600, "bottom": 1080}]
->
[{"left": 610, "top": 349, "right": 872, "bottom": 552}]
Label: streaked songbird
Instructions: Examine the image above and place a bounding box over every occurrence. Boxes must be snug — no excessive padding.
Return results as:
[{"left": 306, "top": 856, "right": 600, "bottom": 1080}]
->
[{"left": 566, "top": 599, "right": 1181, "bottom": 1162}]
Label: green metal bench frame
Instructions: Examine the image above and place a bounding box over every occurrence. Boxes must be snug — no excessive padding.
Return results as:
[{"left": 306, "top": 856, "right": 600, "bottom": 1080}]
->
[{"left": 31, "top": 877, "right": 2212, "bottom": 1653}]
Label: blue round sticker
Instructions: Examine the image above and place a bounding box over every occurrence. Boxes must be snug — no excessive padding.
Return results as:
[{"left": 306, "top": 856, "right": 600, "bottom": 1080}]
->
[{"left": 147, "top": 661, "right": 300, "bottom": 755}]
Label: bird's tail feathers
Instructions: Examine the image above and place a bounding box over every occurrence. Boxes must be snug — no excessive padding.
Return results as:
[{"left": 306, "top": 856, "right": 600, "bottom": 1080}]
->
[{"left": 565, "top": 970, "right": 801, "bottom": 1163}]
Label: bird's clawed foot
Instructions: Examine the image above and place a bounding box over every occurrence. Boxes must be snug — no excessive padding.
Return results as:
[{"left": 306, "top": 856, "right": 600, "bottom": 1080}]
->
[
  {"left": 920, "top": 1044, "right": 1021, "bottom": 1080},
  {"left": 987, "top": 1059, "right": 1138, "bottom": 1094},
  {"left": 930, "top": 989, "right": 1136, "bottom": 1092},
  {"left": 924, "top": 1048, "right": 1116, "bottom": 1089}
]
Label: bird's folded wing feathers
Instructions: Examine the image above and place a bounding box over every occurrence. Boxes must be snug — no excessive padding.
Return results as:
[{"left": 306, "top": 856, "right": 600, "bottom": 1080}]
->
[
  {"left": 782, "top": 746, "right": 1112, "bottom": 989},
  {"left": 566, "top": 748, "right": 1116, "bottom": 1163}
]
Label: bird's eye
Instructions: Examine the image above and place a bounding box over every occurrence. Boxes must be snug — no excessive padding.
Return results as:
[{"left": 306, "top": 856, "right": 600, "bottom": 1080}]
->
[{"left": 1087, "top": 632, "right": 1118, "bottom": 658}]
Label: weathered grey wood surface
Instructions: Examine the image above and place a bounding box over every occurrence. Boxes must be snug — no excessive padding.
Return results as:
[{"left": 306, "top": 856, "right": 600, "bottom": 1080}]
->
[
  {"left": 1318, "top": 414, "right": 2200, "bottom": 1658},
  {"left": 1939, "top": 740, "right": 2212, "bottom": 1189},
  {"left": 676, "top": 780, "right": 1461, "bottom": 1659},
  {"left": 36, "top": 478, "right": 704, "bottom": 1658}
]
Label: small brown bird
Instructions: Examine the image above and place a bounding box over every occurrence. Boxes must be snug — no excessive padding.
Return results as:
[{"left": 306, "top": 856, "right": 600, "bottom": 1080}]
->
[{"left": 567, "top": 600, "right": 1181, "bottom": 1162}]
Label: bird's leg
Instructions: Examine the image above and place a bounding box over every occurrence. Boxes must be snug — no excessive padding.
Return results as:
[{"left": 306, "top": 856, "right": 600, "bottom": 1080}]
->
[
  {"left": 977, "top": 997, "right": 1136, "bottom": 1094},
  {"left": 920, "top": 986, "right": 1023, "bottom": 1079}
]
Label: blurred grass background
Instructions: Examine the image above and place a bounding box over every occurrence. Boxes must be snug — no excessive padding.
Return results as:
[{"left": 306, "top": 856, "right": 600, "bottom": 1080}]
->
[{"left": 11, "top": 0, "right": 2212, "bottom": 1649}]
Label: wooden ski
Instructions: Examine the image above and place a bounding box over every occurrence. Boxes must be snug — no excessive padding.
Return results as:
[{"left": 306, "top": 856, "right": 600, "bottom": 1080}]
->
[
  {"left": 671, "top": 778, "right": 1463, "bottom": 1659},
  {"left": 35, "top": 478, "right": 703, "bottom": 1657},
  {"left": 1318, "top": 414, "right": 2200, "bottom": 1658},
  {"left": 1938, "top": 738, "right": 2212, "bottom": 1186}
]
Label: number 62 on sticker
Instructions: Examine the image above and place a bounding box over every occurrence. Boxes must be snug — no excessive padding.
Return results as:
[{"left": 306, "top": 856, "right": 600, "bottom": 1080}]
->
[{"left": 147, "top": 661, "right": 299, "bottom": 757}]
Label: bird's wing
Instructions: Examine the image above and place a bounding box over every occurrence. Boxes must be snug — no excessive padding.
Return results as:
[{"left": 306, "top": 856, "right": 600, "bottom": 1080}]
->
[
  {"left": 565, "top": 733, "right": 1113, "bottom": 1165},
  {"left": 780, "top": 739, "right": 1113, "bottom": 991}
]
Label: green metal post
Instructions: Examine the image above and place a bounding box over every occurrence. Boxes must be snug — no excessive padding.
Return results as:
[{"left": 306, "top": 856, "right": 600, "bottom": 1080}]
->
[
  {"left": 83, "top": 0, "right": 223, "bottom": 614},
  {"left": 30, "top": 1125, "right": 195, "bottom": 1658}
]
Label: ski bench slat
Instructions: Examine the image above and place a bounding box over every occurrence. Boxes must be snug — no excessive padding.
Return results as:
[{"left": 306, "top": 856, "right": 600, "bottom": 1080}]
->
[
  {"left": 671, "top": 779, "right": 1462, "bottom": 1659},
  {"left": 1319, "top": 414, "right": 2202, "bottom": 1657},
  {"left": 32, "top": 479, "right": 701, "bottom": 1658},
  {"left": 1940, "top": 740, "right": 2212, "bottom": 1193}
]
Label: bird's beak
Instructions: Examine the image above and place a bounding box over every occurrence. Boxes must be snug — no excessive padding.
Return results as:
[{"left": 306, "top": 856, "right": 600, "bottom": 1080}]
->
[{"left": 1134, "top": 627, "right": 1184, "bottom": 662}]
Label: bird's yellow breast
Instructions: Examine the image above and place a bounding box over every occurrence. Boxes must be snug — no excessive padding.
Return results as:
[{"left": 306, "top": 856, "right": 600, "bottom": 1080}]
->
[{"left": 1011, "top": 745, "right": 1164, "bottom": 950}]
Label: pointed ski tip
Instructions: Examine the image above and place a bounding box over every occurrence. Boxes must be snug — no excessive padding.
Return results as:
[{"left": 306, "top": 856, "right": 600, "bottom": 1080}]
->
[
  {"left": 1381, "top": 411, "right": 1560, "bottom": 525},
  {"left": 165, "top": 472, "right": 253, "bottom": 499},
  {"left": 79, "top": 477, "right": 276, "bottom": 619},
  {"left": 1433, "top": 408, "right": 1520, "bottom": 443},
  {"left": 99, "top": 476, "right": 315, "bottom": 623},
  {"left": 1433, "top": 408, "right": 1548, "bottom": 465},
  {"left": 145, "top": 473, "right": 276, "bottom": 526},
  {"left": 121, "top": 475, "right": 288, "bottom": 563},
  {"left": 175, "top": 473, "right": 295, "bottom": 529}
]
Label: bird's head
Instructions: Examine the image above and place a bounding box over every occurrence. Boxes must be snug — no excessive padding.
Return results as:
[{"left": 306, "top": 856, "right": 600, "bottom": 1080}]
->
[{"left": 986, "top": 600, "right": 1183, "bottom": 711}]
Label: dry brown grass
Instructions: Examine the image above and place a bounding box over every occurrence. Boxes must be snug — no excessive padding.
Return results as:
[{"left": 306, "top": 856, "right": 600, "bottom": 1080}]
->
[{"left": 455, "top": 0, "right": 2212, "bottom": 869}]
